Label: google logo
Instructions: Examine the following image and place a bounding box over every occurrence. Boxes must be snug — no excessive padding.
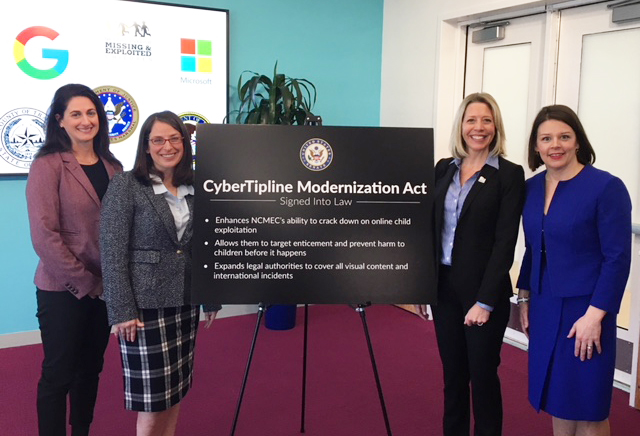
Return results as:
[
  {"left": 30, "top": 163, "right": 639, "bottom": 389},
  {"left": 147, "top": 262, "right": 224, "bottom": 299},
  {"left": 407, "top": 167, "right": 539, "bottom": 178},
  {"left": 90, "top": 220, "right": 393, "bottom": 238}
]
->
[{"left": 14, "top": 26, "right": 69, "bottom": 80}]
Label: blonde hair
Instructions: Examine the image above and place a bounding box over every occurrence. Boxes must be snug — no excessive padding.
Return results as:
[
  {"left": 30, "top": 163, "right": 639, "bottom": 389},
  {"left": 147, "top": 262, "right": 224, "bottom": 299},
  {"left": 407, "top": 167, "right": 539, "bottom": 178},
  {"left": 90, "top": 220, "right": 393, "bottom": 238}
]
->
[{"left": 449, "top": 92, "right": 507, "bottom": 159}]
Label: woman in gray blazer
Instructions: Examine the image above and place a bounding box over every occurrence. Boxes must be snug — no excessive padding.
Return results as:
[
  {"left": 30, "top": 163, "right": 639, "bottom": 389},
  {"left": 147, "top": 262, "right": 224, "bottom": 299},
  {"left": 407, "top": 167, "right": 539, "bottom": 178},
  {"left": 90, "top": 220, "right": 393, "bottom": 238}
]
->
[
  {"left": 26, "top": 83, "right": 122, "bottom": 436},
  {"left": 100, "top": 111, "right": 219, "bottom": 436}
]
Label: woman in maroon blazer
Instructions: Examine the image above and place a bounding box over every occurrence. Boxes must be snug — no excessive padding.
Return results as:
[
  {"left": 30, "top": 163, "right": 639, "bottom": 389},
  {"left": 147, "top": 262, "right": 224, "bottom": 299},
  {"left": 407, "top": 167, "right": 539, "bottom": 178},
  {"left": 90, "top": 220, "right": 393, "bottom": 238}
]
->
[{"left": 26, "top": 84, "right": 122, "bottom": 436}]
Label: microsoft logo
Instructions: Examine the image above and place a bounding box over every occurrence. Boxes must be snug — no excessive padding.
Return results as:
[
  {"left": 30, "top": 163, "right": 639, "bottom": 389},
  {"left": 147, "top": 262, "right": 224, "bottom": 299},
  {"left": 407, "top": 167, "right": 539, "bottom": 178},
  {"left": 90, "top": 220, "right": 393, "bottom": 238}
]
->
[{"left": 180, "top": 38, "right": 212, "bottom": 73}]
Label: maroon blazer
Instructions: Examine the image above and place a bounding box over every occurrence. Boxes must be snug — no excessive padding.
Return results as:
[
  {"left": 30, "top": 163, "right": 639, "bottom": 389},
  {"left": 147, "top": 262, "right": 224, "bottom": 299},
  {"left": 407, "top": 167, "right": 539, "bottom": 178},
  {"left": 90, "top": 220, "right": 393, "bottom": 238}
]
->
[{"left": 26, "top": 151, "right": 121, "bottom": 299}]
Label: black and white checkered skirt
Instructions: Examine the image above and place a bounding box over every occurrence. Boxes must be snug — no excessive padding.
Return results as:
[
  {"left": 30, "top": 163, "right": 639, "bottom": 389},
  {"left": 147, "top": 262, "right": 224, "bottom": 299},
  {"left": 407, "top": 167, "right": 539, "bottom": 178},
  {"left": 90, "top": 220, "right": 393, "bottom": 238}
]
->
[{"left": 118, "top": 305, "right": 199, "bottom": 412}]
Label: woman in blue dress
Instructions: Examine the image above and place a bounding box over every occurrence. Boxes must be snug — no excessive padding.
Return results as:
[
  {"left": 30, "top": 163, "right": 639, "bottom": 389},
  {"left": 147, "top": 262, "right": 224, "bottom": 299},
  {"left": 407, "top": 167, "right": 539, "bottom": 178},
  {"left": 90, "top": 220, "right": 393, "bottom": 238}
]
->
[{"left": 517, "top": 105, "right": 631, "bottom": 436}]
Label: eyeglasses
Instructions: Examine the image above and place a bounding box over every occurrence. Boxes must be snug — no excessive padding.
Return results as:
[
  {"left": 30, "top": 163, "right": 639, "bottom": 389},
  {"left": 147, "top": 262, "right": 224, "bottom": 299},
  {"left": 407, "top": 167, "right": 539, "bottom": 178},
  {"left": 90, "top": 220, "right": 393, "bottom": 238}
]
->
[{"left": 149, "top": 136, "right": 183, "bottom": 146}]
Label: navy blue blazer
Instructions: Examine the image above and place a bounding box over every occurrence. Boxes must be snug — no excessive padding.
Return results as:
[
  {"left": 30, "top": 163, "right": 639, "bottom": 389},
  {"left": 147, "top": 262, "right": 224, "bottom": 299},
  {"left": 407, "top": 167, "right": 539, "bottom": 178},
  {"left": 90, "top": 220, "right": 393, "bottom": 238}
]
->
[{"left": 517, "top": 165, "right": 631, "bottom": 314}]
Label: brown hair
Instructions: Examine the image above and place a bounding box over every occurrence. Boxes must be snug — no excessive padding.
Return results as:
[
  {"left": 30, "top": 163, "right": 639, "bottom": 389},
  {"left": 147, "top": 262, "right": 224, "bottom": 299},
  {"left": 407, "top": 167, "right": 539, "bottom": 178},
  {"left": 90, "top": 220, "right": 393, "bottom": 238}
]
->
[
  {"left": 132, "top": 111, "right": 193, "bottom": 186},
  {"left": 527, "top": 105, "right": 595, "bottom": 171}
]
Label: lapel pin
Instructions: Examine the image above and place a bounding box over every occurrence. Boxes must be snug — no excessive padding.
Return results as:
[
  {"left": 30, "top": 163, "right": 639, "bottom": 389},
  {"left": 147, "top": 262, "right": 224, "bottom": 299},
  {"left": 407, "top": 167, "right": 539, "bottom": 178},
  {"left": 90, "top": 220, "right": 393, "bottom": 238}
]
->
[{"left": 478, "top": 176, "right": 486, "bottom": 184}]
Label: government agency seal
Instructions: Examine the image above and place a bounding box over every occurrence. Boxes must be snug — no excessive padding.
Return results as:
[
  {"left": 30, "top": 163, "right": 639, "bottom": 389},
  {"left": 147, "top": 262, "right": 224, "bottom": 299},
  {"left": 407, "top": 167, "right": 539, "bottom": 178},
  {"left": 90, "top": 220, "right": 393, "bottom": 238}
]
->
[
  {"left": 179, "top": 111, "right": 209, "bottom": 150},
  {"left": 0, "top": 108, "right": 46, "bottom": 169},
  {"left": 179, "top": 112, "right": 209, "bottom": 167},
  {"left": 93, "top": 86, "right": 139, "bottom": 143}
]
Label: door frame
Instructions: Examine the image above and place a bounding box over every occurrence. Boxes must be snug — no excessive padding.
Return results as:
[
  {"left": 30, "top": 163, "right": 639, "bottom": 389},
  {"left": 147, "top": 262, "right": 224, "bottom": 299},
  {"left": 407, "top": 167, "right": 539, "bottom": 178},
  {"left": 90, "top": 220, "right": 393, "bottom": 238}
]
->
[{"left": 433, "top": 0, "right": 640, "bottom": 406}]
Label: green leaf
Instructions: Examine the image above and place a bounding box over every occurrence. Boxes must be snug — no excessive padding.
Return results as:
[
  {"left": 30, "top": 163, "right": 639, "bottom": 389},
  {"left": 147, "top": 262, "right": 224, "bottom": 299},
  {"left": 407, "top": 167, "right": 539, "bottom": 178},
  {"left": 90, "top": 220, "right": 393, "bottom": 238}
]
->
[{"left": 229, "top": 61, "right": 317, "bottom": 125}]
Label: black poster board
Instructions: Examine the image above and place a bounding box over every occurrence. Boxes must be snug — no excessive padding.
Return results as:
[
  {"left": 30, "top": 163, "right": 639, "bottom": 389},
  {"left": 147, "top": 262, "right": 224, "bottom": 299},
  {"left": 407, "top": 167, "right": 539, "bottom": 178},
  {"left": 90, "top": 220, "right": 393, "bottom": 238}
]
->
[{"left": 192, "top": 125, "right": 436, "bottom": 305}]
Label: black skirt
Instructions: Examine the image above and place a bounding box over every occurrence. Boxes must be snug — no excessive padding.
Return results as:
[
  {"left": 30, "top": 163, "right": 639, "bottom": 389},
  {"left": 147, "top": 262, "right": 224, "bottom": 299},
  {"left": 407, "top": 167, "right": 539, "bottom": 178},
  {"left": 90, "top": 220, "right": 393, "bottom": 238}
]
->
[{"left": 118, "top": 305, "right": 199, "bottom": 412}]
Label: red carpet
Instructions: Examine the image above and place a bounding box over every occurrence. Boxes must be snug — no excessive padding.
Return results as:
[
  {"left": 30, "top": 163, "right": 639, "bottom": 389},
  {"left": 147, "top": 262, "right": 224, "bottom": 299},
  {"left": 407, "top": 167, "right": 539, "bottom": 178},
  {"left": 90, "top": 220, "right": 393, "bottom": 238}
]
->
[{"left": 1, "top": 305, "right": 639, "bottom": 435}]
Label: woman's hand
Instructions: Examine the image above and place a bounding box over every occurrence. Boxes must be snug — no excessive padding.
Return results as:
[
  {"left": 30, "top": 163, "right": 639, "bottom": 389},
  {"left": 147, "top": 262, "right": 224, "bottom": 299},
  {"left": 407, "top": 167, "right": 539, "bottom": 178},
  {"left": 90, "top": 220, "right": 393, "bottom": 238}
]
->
[
  {"left": 113, "top": 318, "right": 144, "bottom": 342},
  {"left": 204, "top": 311, "right": 218, "bottom": 328},
  {"left": 88, "top": 281, "right": 103, "bottom": 299},
  {"left": 518, "top": 290, "right": 530, "bottom": 338},
  {"left": 519, "top": 302, "right": 530, "bottom": 338},
  {"left": 568, "top": 305, "right": 606, "bottom": 361},
  {"left": 414, "top": 305, "right": 429, "bottom": 321},
  {"left": 464, "top": 304, "right": 490, "bottom": 326}
]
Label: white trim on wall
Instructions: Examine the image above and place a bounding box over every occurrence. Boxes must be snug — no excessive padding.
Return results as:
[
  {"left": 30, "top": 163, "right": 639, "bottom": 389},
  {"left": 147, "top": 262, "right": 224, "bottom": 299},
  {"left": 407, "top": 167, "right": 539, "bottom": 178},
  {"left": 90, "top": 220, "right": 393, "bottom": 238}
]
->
[{"left": 0, "top": 304, "right": 259, "bottom": 349}]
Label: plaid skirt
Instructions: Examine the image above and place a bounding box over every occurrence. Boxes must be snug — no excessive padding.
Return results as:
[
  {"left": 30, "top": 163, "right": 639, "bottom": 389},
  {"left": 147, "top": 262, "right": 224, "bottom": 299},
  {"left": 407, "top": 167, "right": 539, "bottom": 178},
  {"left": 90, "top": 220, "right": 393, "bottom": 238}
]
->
[{"left": 118, "top": 305, "right": 199, "bottom": 412}]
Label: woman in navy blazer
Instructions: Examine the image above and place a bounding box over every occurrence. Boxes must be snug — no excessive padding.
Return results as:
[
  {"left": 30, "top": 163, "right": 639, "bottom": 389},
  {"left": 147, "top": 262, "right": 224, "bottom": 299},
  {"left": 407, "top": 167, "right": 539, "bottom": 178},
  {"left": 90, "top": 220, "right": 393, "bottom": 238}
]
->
[
  {"left": 419, "top": 93, "right": 525, "bottom": 436},
  {"left": 26, "top": 84, "right": 122, "bottom": 436},
  {"left": 517, "top": 105, "right": 631, "bottom": 436}
]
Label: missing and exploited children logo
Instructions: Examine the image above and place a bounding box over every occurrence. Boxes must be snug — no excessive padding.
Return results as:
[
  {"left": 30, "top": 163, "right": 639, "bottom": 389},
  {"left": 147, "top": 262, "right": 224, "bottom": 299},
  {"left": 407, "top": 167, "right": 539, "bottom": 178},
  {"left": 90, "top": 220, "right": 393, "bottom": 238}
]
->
[
  {"left": 105, "top": 20, "right": 153, "bottom": 57},
  {"left": 0, "top": 108, "right": 46, "bottom": 169},
  {"left": 93, "top": 86, "right": 139, "bottom": 143},
  {"left": 14, "top": 26, "right": 69, "bottom": 80}
]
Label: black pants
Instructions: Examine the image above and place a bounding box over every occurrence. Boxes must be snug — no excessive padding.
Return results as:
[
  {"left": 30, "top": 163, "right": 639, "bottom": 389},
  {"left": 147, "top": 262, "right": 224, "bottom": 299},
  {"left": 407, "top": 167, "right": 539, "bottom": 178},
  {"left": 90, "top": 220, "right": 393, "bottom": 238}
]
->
[
  {"left": 36, "top": 289, "right": 111, "bottom": 436},
  {"left": 431, "top": 267, "right": 511, "bottom": 436}
]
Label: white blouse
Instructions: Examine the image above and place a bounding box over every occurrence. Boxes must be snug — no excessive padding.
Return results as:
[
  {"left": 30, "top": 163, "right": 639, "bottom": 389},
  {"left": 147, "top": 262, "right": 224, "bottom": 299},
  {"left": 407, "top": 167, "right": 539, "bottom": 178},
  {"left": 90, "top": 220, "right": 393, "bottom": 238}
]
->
[{"left": 150, "top": 175, "right": 194, "bottom": 241}]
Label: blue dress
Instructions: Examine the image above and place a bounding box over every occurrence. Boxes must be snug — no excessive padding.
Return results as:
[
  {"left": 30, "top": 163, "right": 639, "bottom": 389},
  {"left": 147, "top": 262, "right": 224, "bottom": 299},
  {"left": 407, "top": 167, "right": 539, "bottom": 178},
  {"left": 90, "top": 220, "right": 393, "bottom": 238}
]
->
[{"left": 517, "top": 165, "right": 631, "bottom": 421}]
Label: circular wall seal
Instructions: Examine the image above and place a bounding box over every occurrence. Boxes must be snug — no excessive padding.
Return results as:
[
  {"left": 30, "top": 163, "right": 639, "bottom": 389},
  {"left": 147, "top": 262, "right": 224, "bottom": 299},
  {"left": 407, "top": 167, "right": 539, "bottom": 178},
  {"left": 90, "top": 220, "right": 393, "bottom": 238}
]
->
[
  {"left": 179, "top": 111, "right": 209, "bottom": 150},
  {"left": 93, "top": 86, "right": 139, "bottom": 143},
  {"left": 0, "top": 107, "right": 46, "bottom": 169},
  {"left": 179, "top": 112, "right": 209, "bottom": 167},
  {"left": 300, "top": 138, "right": 333, "bottom": 171}
]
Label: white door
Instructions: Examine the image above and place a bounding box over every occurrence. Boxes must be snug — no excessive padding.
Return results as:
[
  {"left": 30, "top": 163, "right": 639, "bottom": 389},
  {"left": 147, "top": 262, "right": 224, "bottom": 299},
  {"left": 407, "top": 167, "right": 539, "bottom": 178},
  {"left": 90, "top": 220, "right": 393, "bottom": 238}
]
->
[
  {"left": 555, "top": 1, "right": 640, "bottom": 403},
  {"left": 465, "top": 13, "right": 547, "bottom": 173},
  {"left": 463, "top": 3, "right": 640, "bottom": 401},
  {"left": 464, "top": 13, "right": 548, "bottom": 346},
  {"left": 461, "top": 5, "right": 640, "bottom": 221}
]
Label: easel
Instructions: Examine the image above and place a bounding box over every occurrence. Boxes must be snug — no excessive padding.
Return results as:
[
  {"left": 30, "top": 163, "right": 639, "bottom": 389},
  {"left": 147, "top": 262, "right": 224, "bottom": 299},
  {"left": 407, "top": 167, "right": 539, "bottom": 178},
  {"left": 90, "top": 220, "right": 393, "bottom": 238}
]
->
[
  {"left": 230, "top": 115, "right": 392, "bottom": 435},
  {"left": 229, "top": 303, "right": 393, "bottom": 436}
]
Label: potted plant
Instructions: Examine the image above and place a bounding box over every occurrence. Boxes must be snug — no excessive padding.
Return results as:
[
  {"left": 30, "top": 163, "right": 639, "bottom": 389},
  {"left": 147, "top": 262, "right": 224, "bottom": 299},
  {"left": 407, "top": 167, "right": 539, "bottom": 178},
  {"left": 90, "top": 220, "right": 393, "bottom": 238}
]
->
[
  {"left": 229, "top": 62, "right": 318, "bottom": 330},
  {"left": 230, "top": 61, "right": 317, "bottom": 125}
]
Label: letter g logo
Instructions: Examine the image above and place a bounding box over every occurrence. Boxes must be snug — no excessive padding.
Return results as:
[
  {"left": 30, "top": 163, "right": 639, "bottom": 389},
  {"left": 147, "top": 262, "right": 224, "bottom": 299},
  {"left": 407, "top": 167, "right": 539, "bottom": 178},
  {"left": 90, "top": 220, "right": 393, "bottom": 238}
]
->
[{"left": 14, "top": 26, "right": 69, "bottom": 80}]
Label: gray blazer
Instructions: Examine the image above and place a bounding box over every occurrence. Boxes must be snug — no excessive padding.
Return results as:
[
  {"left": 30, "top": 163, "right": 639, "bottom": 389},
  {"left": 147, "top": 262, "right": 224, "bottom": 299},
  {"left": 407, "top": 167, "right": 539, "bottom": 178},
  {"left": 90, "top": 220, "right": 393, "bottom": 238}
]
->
[{"left": 100, "top": 171, "right": 195, "bottom": 325}]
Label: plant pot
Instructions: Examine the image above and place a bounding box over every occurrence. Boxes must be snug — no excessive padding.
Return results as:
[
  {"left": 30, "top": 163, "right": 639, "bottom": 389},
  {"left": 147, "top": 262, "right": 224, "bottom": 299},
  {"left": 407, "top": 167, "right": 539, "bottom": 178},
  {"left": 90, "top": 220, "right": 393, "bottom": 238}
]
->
[{"left": 265, "top": 304, "right": 297, "bottom": 330}]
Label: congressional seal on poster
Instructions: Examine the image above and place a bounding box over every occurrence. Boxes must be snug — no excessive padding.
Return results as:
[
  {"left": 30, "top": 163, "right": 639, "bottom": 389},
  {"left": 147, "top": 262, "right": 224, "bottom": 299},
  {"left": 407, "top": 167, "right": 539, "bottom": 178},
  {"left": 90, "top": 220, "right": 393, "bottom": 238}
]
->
[
  {"left": 300, "top": 137, "right": 333, "bottom": 171},
  {"left": 192, "top": 124, "right": 436, "bottom": 306}
]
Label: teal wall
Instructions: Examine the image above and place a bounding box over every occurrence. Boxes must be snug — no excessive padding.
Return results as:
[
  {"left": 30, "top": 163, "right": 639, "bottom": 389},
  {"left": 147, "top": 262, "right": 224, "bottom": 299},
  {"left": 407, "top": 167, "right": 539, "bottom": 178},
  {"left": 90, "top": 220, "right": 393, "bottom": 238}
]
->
[
  {"left": 0, "top": 0, "right": 383, "bottom": 336},
  {"left": 0, "top": 178, "right": 39, "bottom": 334}
]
